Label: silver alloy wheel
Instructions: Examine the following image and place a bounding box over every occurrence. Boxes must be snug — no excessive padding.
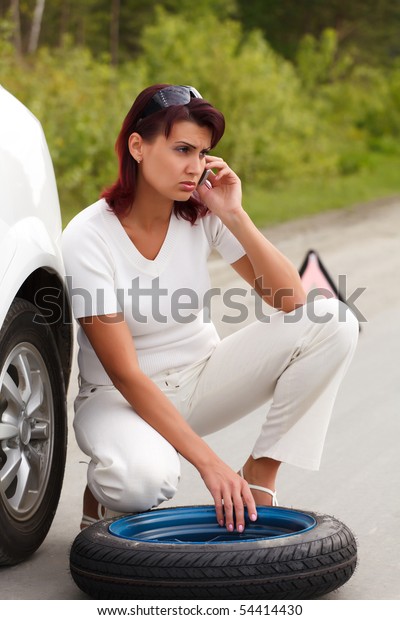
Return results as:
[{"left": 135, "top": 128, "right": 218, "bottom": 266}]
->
[{"left": 0, "top": 342, "right": 54, "bottom": 521}]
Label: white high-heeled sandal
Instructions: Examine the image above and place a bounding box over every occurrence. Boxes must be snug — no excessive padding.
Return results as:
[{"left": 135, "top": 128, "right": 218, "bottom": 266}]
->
[
  {"left": 239, "top": 467, "right": 279, "bottom": 506},
  {"left": 80, "top": 502, "right": 124, "bottom": 530}
]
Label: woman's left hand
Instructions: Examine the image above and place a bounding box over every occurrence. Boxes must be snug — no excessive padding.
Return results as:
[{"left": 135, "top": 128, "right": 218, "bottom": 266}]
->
[{"left": 197, "top": 156, "right": 244, "bottom": 224}]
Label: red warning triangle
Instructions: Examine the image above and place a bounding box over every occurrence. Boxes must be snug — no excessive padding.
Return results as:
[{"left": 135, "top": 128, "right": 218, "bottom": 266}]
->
[
  {"left": 298, "top": 249, "right": 361, "bottom": 331},
  {"left": 298, "top": 249, "right": 344, "bottom": 302}
]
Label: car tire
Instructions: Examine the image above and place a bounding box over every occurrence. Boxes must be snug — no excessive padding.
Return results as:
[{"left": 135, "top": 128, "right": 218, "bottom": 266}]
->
[
  {"left": 70, "top": 505, "right": 357, "bottom": 600},
  {"left": 0, "top": 298, "right": 67, "bottom": 565}
]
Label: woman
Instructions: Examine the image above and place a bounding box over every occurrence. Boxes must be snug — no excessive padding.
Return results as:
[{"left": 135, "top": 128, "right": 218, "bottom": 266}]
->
[{"left": 62, "top": 84, "right": 358, "bottom": 532}]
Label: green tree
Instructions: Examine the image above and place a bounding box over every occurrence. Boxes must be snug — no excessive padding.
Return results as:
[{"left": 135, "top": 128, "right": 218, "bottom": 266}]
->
[
  {"left": 236, "top": 0, "right": 400, "bottom": 66},
  {"left": 296, "top": 28, "right": 354, "bottom": 90},
  {"left": 138, "top": 8, "right": 337, "bottom": 184},
  {"left": 1, "top": 0, "right": 238, "bottom": 61}
]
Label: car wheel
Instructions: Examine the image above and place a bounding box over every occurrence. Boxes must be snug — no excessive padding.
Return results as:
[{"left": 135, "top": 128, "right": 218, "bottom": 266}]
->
[
  {"left": 70, "top": 504, "right": 357, "bottom": 600},
  {"left": 0, "top": 298, "right": 67, "bottom": 565}
]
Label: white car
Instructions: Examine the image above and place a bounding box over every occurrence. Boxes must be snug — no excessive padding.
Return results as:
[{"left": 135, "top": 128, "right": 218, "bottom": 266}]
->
[{"left": 0, "top": 86, "right": 73, "bottom": 564}]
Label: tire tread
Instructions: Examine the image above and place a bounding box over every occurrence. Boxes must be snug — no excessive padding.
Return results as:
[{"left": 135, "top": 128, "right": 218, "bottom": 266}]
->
[{"left": 70, "top": 509, "right": 357, "bottom": 599}]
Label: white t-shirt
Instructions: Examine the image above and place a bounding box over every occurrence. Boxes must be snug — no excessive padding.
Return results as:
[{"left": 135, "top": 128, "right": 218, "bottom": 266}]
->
[{"left": 62, "top": 199, "right": 246, "bottom": 384}]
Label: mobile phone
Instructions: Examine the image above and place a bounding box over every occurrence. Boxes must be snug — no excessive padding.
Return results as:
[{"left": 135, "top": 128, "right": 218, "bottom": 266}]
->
[{"left": 198, "top": 169, "right": 211, "bottom": 186}]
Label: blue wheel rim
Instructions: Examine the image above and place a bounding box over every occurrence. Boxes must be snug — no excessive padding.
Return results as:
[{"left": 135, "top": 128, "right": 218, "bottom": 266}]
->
[{"left": 109, "top": 505, "right": 316, "bottom": 545}]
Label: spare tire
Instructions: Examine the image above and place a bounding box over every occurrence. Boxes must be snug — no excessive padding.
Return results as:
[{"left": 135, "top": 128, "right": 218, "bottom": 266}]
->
[{"left": 70, "top": 505, "right": 357, "bottom": 600}]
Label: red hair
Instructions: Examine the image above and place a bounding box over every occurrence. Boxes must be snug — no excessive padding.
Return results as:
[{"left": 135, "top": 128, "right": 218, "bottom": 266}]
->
[{"left": 101, "top": 84, "right": 225, "bottom": 224}]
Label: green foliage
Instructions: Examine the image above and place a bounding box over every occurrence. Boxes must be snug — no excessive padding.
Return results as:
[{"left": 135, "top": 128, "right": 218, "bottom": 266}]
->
[
  {"left": 0, "top": 0, "right": 238, "bottom": 60},
  {"left": 236, "top": 0, "right": 400, "bottom": 67},
  {"left": 0, "top": 38, "right": 147, "bottom": 212},
  {"left": 244, "top": 152, "right": 400, "bottom": 227},
  {"left": 139, "top": 9, "right": 338, "bottom": 184},
  {"left": 1, "top": 8, "right": 399, "bottom": 226},
  {"left": 296, "top": 29, "right": 354, "bottom": 90}
]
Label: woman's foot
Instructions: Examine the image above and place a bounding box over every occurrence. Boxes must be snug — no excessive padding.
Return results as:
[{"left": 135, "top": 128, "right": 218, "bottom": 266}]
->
[
  {"left": 240, "top": 456, "right": 281, "bottom": 507},
  {"left": 80, "top": 485, "right": 124, "bottom": 530}
]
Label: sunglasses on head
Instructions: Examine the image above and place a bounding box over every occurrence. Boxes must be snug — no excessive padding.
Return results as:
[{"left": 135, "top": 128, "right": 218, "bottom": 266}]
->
[{"left": 139, "top": 85, "right": 203, "bottom": 121}]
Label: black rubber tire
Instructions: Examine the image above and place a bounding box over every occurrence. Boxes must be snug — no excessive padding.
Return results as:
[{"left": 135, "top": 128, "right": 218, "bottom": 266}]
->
[
  {"left": 70, "top": 507, "right": 357, "bottom": 600},
  {"left": 0, "top": 298, "right": 67, "bottom": 565}
]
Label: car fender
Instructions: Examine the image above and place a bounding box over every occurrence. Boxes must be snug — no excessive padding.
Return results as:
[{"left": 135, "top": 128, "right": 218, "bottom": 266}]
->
[
  {"left": 0, "top": 219, "right": 17, "bottom": 284},
  {"left": 0, "top": 221, "right": 65, "bottom": 327},
  {"left": 0, "top": 87, "right": 62, "bottom": 240}
]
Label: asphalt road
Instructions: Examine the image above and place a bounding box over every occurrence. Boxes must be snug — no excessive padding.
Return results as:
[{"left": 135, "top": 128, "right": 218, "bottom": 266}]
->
[{"left": 1, "top": 197, "right": 399, "bottom": 600}]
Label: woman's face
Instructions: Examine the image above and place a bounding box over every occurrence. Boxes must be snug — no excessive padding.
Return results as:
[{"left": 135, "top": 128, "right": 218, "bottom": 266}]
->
[{"left": 133, "top": 120, "right": 212, "bottom": 202}]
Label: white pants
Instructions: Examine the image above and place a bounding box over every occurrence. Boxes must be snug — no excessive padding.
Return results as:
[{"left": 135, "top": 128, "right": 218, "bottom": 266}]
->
[{"left": 73, "top": 299, "right": 358, "bottom": 513}]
